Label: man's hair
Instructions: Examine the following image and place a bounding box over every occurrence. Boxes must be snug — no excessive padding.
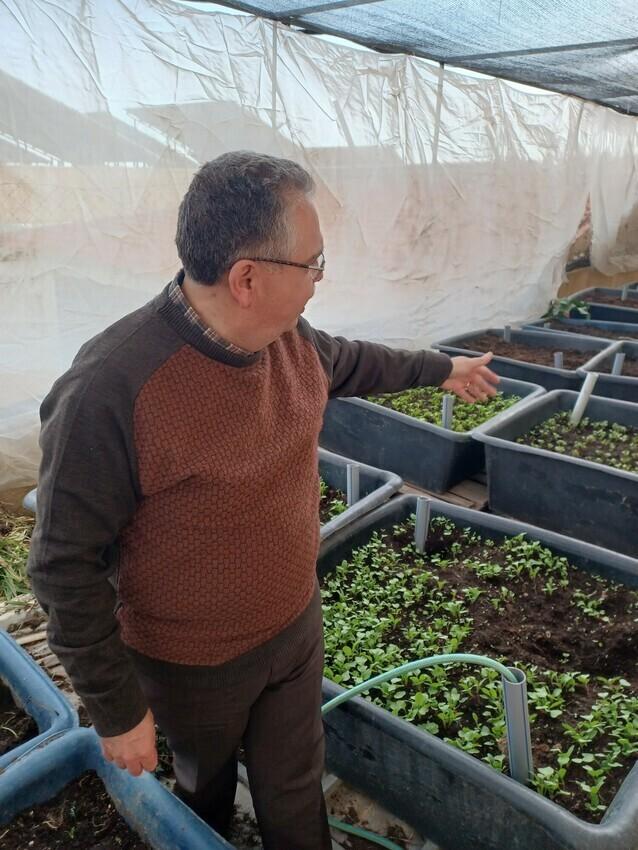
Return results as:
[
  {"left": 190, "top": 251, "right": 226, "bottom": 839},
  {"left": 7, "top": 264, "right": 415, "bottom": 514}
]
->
[{"left": 175, "top": 151, "right": 315, "bottom": 285}]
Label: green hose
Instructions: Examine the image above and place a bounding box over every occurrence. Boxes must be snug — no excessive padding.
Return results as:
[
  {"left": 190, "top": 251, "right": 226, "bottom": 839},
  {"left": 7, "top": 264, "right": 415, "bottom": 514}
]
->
[{"left": 321, "top": 652, "right": 518, "bottom": 850}]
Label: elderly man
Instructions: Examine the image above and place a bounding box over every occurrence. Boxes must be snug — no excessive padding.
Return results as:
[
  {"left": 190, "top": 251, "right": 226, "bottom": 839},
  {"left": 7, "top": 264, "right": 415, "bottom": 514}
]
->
[{"left": 28, "top": 151, "right": 498, "bottom": 849}]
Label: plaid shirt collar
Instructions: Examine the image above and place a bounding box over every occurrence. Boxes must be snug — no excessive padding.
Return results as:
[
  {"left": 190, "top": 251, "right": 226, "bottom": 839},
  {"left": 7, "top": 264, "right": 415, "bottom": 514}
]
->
[{"left": 168, "top": 270, "right": 253, "bottom": 359}]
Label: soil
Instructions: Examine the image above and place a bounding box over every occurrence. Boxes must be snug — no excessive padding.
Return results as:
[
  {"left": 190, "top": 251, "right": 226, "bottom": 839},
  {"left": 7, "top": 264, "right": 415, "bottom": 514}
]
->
[
  {"left": 333, "top": 807, "right": 411, "bottom": 849},
  {"left": 458, "top": 332, "right": 591, "bottom": 368},
  {"left": 518, "top": 412, "right": 638, "bottom": 472},
  {"left": 0, "top": 770, "right": 151, "bottom": 849},
  {"left": 583, "top": 292, "right": 638, "bottom": 309},
  {"left": 0, "top": 680, "right": 37, "bottom": 756},
  {"left": 544, "top": 320, "right": 638, "bottom": 341},
  {"left": 320, "top": 484, "right": 348, "bottom": 525},
  {"left": 321, "top": 520, "right": 638, "bottom": 822}
]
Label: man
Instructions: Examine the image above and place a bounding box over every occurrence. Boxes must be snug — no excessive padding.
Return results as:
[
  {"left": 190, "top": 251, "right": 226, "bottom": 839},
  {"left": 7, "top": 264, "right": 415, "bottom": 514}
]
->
[{"left": 28, "top": 151, "right": 498, "bottom": 849}]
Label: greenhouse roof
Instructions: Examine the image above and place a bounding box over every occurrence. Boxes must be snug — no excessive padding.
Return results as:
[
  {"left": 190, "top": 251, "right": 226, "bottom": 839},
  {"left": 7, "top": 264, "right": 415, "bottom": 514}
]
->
[{"left": 214, "top": 0, "right": 638, "bottom": 116}]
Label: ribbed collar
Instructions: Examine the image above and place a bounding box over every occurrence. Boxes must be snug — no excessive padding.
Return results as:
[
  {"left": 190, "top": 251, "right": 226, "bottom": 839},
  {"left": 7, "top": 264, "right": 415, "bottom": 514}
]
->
[{"left": 155, "top": 271, "right": 261, "bottom": 367}]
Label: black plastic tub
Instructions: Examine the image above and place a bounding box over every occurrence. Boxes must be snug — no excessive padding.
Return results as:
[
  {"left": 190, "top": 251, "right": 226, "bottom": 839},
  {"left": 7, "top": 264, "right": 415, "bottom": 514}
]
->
[
  {"left": 432, "top": 328, "right": 612, "bottom": 391},
  {"left": 319, "top": 495, "right": 638, "bottom": 850},
  {"left": 319, "top": 448, "right": 402, "bottom": 542},
  {"left": 578, "top": 341, "right": 638, "bottom": 404},
  {"left": 473, "top": 390, "right": 638, "bottom": 557},
  {"left": 319, "top": 378, "right": 544, "bottom": 493},
  {"left": 523, "top": 318, "right": 638, "bottom": 342}
]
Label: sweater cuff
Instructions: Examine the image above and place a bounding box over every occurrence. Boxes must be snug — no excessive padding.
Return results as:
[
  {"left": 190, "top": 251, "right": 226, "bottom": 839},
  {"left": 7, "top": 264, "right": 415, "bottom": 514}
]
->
[
  {"left": 81, "top": 670, "right": 149, "bottom": 738},
  {"left": 422, "top": 350, "right": 454, "bottom": 387}
]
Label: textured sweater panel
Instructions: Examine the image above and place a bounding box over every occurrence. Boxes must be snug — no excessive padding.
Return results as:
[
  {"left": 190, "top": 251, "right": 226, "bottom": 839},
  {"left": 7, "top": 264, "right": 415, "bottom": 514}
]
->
[{"left": 118, "top": 333, "right": 328, "bottom": 663}]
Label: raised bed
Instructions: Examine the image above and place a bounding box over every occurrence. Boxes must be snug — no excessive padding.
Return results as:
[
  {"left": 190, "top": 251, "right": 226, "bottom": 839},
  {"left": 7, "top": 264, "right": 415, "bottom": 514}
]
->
[
  {"left": 0, "top": 727, "right": 230, "bottom": 849},
  {"left": 432, "top": 328, "right": 612, "bottom": 391},
  {"left": 319, "top": 447, "right": 402, "bottom": 542},
  {"left": 576, "top": 287, "right": 638, "bottom": 314},
  {"left": 0, "top": 631, "right": 77, "bottom": 772},
  {"left": 579, "top": 341, "right": 638, "bottom": 404},
  {"left": 524, "top": 318, "right": 638, "bottom": 342},
  {"left": 319, "top": 495, "right": 638, "bottom": 850},
  {"left": 474, "top": 390, "right": 638, "bottom": 557},
  {"left": 319, "top": 378, "right": 544, "bottom": 493}
]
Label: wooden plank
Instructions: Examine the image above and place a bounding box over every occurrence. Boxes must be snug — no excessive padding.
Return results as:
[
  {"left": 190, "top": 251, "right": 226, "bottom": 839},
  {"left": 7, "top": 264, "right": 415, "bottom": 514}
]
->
[
  {"left": 15, "top": 630, "right": 48, "bottom": 647},
  {"left": 399, "top": 478, "right": 488, "bottom": 510}
]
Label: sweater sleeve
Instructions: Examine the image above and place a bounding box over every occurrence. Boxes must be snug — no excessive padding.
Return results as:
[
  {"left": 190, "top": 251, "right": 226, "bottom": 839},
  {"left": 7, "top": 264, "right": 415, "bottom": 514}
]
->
[
  {"left": 27, "top": 365, "right": 148, "bottom": 738},
  {"left": 300, "top": 321, "right": 453, "bottom": 399}
]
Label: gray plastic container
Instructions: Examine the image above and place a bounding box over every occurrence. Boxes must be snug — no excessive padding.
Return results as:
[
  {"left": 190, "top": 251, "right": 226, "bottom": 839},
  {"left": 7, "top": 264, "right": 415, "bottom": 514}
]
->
[
  {"left": 579, "top": 341, "right": 638, "bottom": 404},
  {"left": 473, "top": 390, "right": 638, "bottom": 557},
  {"left": 432, "top": 328, "right": 612, "bottom": 391},
  {"left": 318, "top": 447, "right": 401, "bottom": 542},
  {"left": 567, "top": 288, "right": 638, "bottom": 324},
  {"left": 319, "top": 377, "right": 544, "bottom": 493},
  {"left": 319, "top": 495, "right": 638, "bottom": 850},
  {"left": 523, "top": 318, "right": 638, "bottom": 342}
]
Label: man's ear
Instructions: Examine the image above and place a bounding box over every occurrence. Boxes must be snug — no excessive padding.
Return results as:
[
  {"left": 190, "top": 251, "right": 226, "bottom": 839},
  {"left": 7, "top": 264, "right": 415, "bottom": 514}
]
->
[{"left": 227, "top": 259, "right": 258, "bottom": 309}]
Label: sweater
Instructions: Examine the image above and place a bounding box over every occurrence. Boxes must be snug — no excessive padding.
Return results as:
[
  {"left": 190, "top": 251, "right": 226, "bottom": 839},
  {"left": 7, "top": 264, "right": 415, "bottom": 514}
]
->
[{"left": 27, "top": 273, "right": 452, "bottom": 736}]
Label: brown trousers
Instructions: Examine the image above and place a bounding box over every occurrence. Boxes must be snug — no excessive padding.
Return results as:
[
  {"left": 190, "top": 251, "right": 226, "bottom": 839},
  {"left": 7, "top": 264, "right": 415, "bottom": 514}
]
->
[{"left": 128, "top": 583, "right": 332, "bottom": 850}]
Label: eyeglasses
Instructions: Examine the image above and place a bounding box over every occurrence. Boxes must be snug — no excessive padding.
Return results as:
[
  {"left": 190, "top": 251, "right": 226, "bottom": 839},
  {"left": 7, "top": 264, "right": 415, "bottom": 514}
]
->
[{"left": 248, "top": 252, "right": 325, "bottom": 282}]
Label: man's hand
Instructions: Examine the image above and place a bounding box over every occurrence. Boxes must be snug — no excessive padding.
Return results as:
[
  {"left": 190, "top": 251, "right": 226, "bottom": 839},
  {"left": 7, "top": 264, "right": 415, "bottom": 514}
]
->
[
  {"left": 440, "top": 352, "right": 500, "bottom": 403},
  {"left": 100, "top": 708, "right": 158, "bottom": 777}
]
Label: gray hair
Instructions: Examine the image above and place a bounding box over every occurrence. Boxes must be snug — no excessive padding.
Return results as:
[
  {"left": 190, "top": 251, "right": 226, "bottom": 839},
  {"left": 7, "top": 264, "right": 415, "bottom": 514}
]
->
[{"left": 175, "top": 151, "right": 315, "bottom": 285}]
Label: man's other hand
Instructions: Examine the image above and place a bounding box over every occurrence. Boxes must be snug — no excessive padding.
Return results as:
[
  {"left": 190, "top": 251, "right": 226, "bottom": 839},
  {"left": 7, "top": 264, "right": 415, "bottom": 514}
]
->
[
  {"left": 100, "top": 708, "right": 158, "bottom": 777},
  {"left": 440, "top": 352, "right": 500, "bottom": 403}
]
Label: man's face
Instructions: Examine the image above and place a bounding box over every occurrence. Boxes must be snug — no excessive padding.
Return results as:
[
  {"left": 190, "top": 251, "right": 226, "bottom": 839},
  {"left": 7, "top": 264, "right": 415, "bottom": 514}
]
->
[{"left": 260, "top": 196, "right": 324, "bottom": 334}]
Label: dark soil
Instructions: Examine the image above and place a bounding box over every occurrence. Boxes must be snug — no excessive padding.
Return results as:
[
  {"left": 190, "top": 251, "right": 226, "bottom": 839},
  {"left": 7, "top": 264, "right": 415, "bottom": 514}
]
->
[
  {"left": 332, "top": 807, "right": 411, "bottom": 849},
  {"left": 0, "top": 680, "right": 37, "bottom": 756},
  {"left": 543, "top": 320, "right": 638, "bottom": 341},
  {"left": 518, "top": 412, "right": 638, "bottom": 472},
  {"left": 322, "top": 520, "right": 638, "bottom": 822},
  {"left": 583, "top": 292, "right": 638, "bottom": 309},
  {"left": 320, "top": 484, "right": 347, "bottom": 525},
  {"left": 459, "top": 332, "right": 591, "bottom": 368},
  {"left": 1, "top": 770, "right": 151, "bottom": 849}
]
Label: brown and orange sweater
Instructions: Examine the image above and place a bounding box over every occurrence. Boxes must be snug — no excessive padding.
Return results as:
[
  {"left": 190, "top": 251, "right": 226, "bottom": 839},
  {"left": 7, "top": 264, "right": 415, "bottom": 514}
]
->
[{"left": 28, "top": 271, "right": 452, "bottom": 736}]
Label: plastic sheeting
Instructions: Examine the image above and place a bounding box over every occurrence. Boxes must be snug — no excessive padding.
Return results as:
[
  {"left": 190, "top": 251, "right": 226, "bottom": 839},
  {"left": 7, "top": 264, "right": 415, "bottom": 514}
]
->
[
  {"left": 219, "top": 0, "right": 638, "bottom": 116},
  {"left": 0, "top": 0, "right": 637, "bottom": 490}
]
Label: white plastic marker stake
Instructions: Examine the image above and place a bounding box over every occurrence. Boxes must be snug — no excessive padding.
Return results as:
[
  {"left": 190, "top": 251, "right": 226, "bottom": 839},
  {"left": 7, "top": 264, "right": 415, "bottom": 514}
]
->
[
  {"left": 346, "top": 463, "right": 360, "bottom": 506},
  {"left": 414, "top": 496, "right": 432, "bottom": 554},
  {"left": 442, "top": 394, "right": 455, "bottom": 429},
  {"left": 570, "top": 372, "right": 599, "bottom": 426},
  {"left": 504, "top": 325, "right": 512, "bottom": 343},
  {"left": 553, "top": 351, "right": 564, "bottom": 369},
  {"left": 543, "top": 322, "right": 551, "bottom": 329},
  {"left": 612, "top": 352, "right": 626, "bottom": 376},
  {"left": 621, "top": 286, "right": 629, "bottom": 302}
]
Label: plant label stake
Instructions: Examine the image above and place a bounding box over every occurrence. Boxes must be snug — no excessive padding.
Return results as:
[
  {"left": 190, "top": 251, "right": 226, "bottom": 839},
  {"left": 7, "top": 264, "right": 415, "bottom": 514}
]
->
[
  {"left": 570, "top": 371, "right": 598, "bottom": 426},
  {"left": 621, "top": 286, "right": 629, "bottom": 302},
  {"left": 504, "top": 325, "right": 512, "bottom": 343},
  {"left": 346, "top": 463, "right": 360, "bottom": 507},
  {"left": 612, "top": 352, "right": 626, "bottom": 376},
  {"left": 414, "top": 496, "right": 431, "bottom": 554},
  {"left": 442, "top": 395, "right": 455, "bottom": 429},
  {"left": 553, "top": 351, "right": 564, "bottom": 369},
  {"left": 502, "top": 667, "right": 534, "bottom": 785},
  {"left": 543, "top": 322, "right": 551, "bottom": 329}
]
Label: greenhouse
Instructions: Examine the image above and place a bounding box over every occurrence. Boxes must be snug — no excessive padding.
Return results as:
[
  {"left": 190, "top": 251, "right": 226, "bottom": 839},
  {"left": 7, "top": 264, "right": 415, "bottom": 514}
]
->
[{"left": 0, "top": 1, "right": 637, "bottom": 849}]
